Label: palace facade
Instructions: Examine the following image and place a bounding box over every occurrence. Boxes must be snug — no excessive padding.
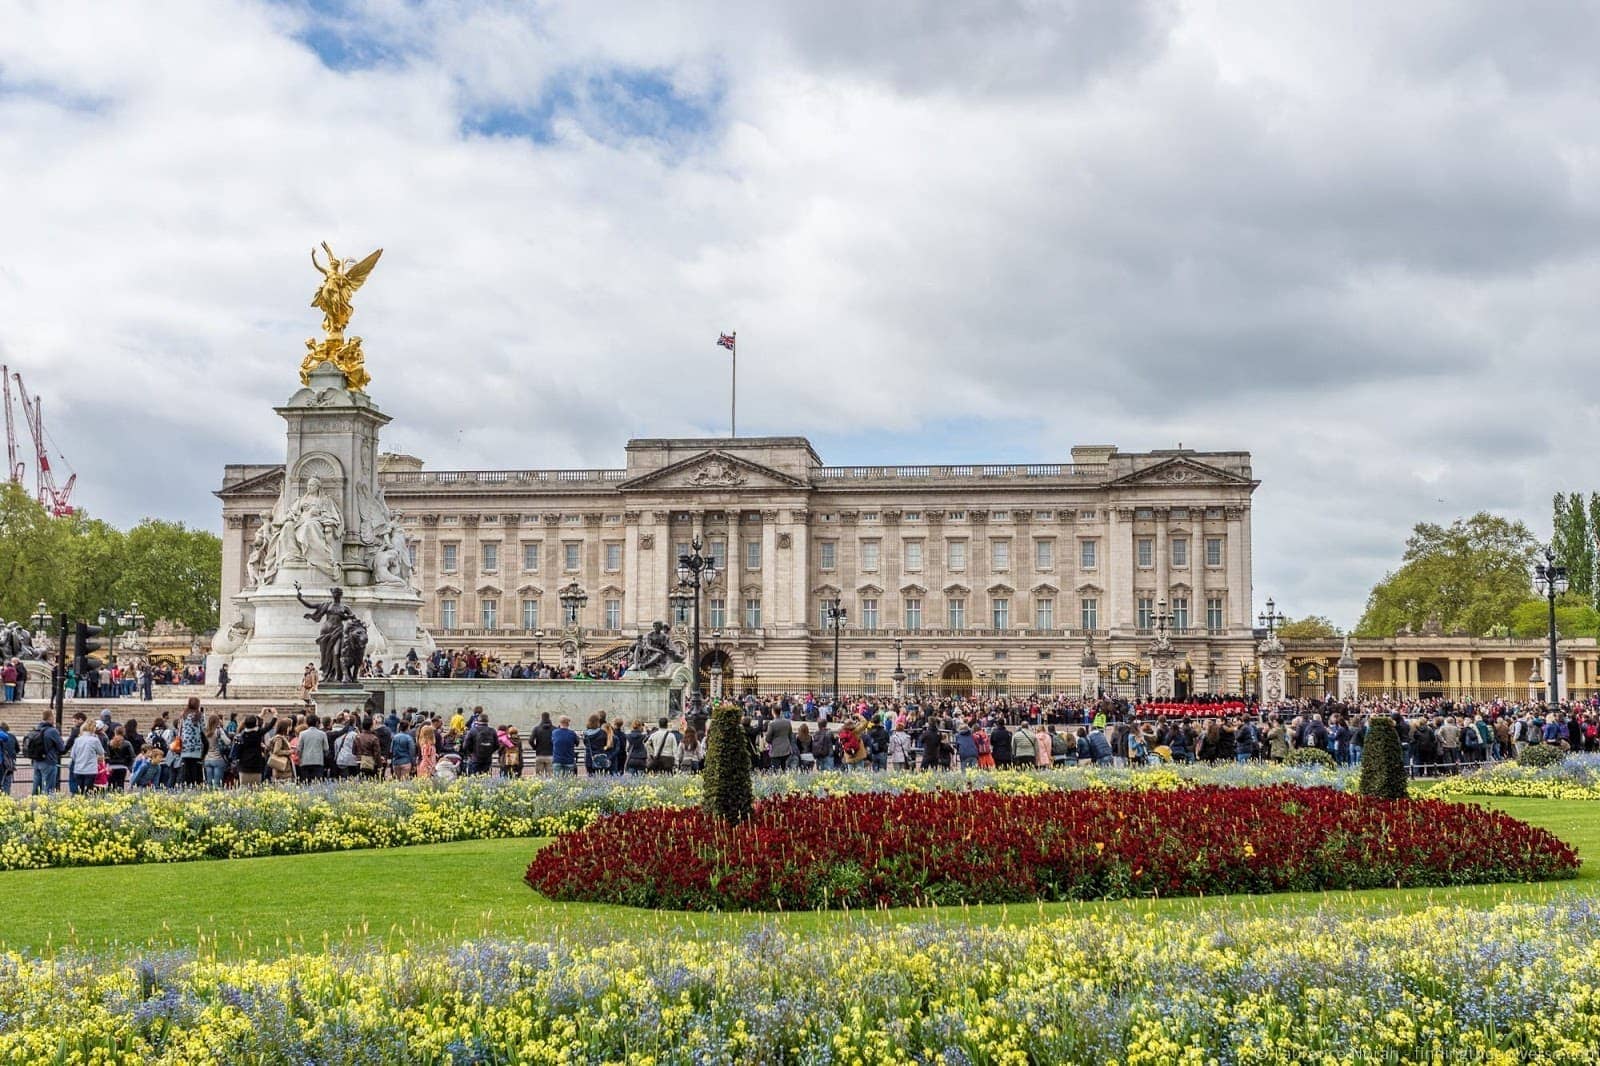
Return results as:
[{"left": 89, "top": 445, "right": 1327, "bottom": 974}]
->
[{"left": 218, "top": 436, "right": 1261, "bottom": 695}]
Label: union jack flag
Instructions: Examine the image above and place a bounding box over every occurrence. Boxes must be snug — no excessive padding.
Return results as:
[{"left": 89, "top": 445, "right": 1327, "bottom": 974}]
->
[{"left": 717, "top": 332, "right": 736, "bottom": 351}]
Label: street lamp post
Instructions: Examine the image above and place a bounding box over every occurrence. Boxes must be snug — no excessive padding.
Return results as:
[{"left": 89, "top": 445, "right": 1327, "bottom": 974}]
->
[
  {"left": 533, "top": 629, "right": 544, "bottom": 668},
  {"left": 892, "top": 636, "right": 905, "bottom": 699},
  {"left": 1533, "top": 547, "right": 1570, "bottom": 705},
  {"left": 1258, "top": 597, "right": 1285, "bottom": 640},
  {"left": 675, "top": 536, "right": 719, "bottom": 709},
  {"left": 29, "top": 600, "right": 64, "bottom": 724},
  {"left": 97, "top": 601, "right": 146, "bottom": 667},
  {"left": 557, "top": 583, "right": 588, "bottom": 671},
  {"left": 825, "top": 599, "right": 847, "bottom": 709}
]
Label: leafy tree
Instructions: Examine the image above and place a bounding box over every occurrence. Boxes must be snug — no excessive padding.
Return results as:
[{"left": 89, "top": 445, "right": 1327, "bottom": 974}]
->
[
  {"left": 0, "top": 481, "right": 70, "bottom": 624},
  {"left": 1276, "top": 615, "right": 1340, "bottom": 639},
  {"left": 701, "top": 701, "right": 753, "bottom": 824},
  {"left": 1507, "top": 593, "right": 1599, "bottom": 639},
  {"left": 1550, "top": 493, "right": 1596, "bottom": 600},
  {"left": 1355, "top": 513, "right": 1538, "bottom": 637},
  {"left": 1357, "top": 716, "right": 1407, "bottom": 799},
  {"left": 116, "top": 520, "right": 222, "bottom": 634}
]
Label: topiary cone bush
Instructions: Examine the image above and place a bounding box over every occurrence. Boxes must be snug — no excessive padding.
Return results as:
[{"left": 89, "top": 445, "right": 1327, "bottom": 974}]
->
[
  {"left": 1358, "top": 715, "right": 1408, "bottom": 799},
  {"left": 701, "top": 700, "right": 753, "bottom": 824}
]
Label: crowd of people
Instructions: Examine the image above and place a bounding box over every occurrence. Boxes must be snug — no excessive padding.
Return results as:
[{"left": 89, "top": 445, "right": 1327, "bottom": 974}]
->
[{"left": 3, "top": 687, "right": 1594, "bottom": 797}]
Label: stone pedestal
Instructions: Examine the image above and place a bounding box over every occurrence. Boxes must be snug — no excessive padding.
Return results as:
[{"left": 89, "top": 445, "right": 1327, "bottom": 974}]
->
[
  {"left": 1259, "top": 639, "right": 1287, "bottom": 704},
  {"left": 313, "top": 684, "right": 375, "bottom": 722}
]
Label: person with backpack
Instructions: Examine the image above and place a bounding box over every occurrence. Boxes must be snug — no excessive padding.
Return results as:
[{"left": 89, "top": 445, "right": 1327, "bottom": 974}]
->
[
  {"left": 464, "top": 715, "right": 500, "bottom": 776},
  {"left": 865, "top": 719, "right": 890, "bottom": 772},
  {"left": 623, "top": 720, "right": 650, "bottom": 774},
  {"left": 26, "top": 717, "right": 65, "bottom": 794},
  {"left": 810, "top": 721, "right": 837, "bottom": 771}
]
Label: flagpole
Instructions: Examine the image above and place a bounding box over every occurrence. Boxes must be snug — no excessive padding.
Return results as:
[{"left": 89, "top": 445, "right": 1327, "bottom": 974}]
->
[{"left": 730, "top": 332, "right": 737, "bottom": 439}]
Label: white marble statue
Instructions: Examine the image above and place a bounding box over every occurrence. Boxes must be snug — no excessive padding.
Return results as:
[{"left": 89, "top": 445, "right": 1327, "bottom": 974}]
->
[
  {"left": 271, "top": 475, "right": 345, "bottom": 581},
  {"left": 355, "top": 481, "right": 412, "bottom": 588},
  {"left": 246, "top": 514, "right": 282, "bottom": 588}
]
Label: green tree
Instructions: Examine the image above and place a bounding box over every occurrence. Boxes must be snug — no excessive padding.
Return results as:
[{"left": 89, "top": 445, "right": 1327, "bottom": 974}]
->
[
  {"left": 700, "top": 701, "right": 753, "bottom": 824},
  {"left": 1551, "top": 493, "right": 1595, "bottom": 600},
  {"left": 1276, "top": 615, "right": 1340, "bottom": 639},
  {"left": 1355, "top": 513, "right": 1538, "bottom": 637},
  {"left": 1508, "top": 593, "right": 1600, "bottom": 639},
  {"left": 116, "top": 520, "right": 223, "bottom": 634},
  {"left": 0, "top": 481, "right": 70, "bottom": 623}
]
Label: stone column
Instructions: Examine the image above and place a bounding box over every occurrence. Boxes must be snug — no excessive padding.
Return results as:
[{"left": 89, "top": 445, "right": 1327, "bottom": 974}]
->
[
  {"left": 1154, "top": 507, "right": 1170, "bottom": 612},
  {"left": 1504, "top": 656, "right": 1517, "bottom": 698},
  {"left": 1107, "top": 508, "right": 1135, "bottom": 631},
  {"left": 788, "top": 509, "right": 809, "bottom": 635}
]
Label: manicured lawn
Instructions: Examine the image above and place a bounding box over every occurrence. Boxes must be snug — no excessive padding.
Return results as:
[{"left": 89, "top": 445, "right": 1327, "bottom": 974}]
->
[{"left": 3, "top": 795, "right": 1594, "bottom": 959}]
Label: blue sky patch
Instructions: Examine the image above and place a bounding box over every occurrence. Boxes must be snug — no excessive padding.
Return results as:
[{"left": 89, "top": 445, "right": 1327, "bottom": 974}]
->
[{"left": 460, "top": 68, "right": 722, "bottom": 150}]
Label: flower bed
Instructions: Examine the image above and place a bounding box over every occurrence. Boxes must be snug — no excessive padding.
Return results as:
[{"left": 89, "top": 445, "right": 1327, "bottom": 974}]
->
[
  {"left": 527, "top": 785, "right": 1579, "bottom": 910},
  {"left": 0, "top": 764, "right": 1351, "bottom": 872},
  {"left": 1422, "top": 755, "right": 1600, "bottom": 801},
  {"left": 4, "top": 900, "right": 1600, "bottom": 1063}
]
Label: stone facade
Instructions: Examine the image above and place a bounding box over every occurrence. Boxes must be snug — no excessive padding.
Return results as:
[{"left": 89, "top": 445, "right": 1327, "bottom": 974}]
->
[
  {"left": 1276, "top": 635, "right": 1600, "bottom": 701},
  {"left": 218, "top": 437, "right": 1259, "bottom": 696}
]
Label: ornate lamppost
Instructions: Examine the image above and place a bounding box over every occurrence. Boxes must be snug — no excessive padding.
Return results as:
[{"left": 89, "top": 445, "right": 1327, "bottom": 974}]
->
[
  {"left": 558, "top": 583, "right": 587, "bottom": 671},
  {"left": 824, "top": 599, "right": 847, "bottom": 708},
  {"left": 1533, "top": 547, "right": 1569, "bottom": 705},
  {"left": 533, "top": 628, "right": 545, "bottom": 667},
  {"left": 1258, "top": 597, "right": 1284, "bottom": 640},
  {"left": 97, "top": 601, "right": 146, "bottom": 667},
  {"left": 675, "top": 536, "right": 719, "bottom": 708},
  {"left": 892, "top": 636, "right": 906, "bottom": 699}
]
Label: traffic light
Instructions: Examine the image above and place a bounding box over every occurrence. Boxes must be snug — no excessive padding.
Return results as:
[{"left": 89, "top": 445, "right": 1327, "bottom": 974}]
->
[{"left": 74, "top": 621, "right": 104, "bottom": 675}]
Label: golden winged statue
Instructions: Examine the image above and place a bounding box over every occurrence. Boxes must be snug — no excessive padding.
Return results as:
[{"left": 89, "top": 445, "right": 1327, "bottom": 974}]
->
[{"left": 299, "top": 242, "right": 383, "bottom": 391}]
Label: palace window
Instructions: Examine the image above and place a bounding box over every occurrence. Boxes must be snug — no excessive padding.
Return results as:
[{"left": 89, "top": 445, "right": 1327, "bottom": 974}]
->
[
  {"left": 1207, "top": 596, "right": 1224, "bottom": 633},
  {"left": 1034, "top": 510, "right": 1053, "bottom": 520},
  {"left": 440, "top": 599, "right": 457, "bottom": 631},
  {"left": 862, "top": 598, "right": 880, "bottom": 631},
  {"left": 604, "top": 543, "right": 622, "bottom": 572},
  {"left": 991, "top": 510, "right": 1010, "bottom": 521},
  {"left": 480, "top": 599, "right": 497, "bottom": 630},
  {"left": 904, "top": 540, "right": 923, "bottom": 571},
  {"left": 1135, "top": 507, "right": 1154, "bottom": 520},
  {"left": 947, "top": 540, "right": 967, "bottom": 571},
  {"left": 522, "top": 542, "right": 540, "bottom": 572},
  {"left": 709, "top": 538, "right": 727, "bottom": 568},
  {"left": 563, "top": 542, "right": 580, "bottom": 571},
  {"left": 674, "top": 599, "right": 691, "bottom": 626},
  {"left": 1172, "top": 538, "right": 1189, "bottom": 568},
  {"left": 709, "top": 598, "right": 726, "bottom": 628},
  {"left": 1035, "top": 598, "right": 1054, "bottom": 630},
  {"left": 1173, "top": 597, "right": 1190, "bottom": 634},
  {"left": 861, "top": 539, "right": 881, "bottom": 571},
  {"left": 406, "top": 543, "right": 417, "bottom": 568},
  {"left": 947, "top": 510, "right": 967, "bottom": 521},
  {"left": 1078, "top": 509, "right": 1095, "bottom": 520},
  {"left": 905, "top": 597, "right": 923, "bottom": 631},
  {"left": 947, "top": 598, "right": 966, "bottom": 630},
  {"left": 744, "top": 597, "right": 761, "bottom": 629},
  {"left": 991, "top": 597, "right": 1010, "bottom": 629},
  {"left": 604, "top": 598, "right": 621, "bottom": 629},
  {"left": 990, "top": 539, "right": 1010, "bottom": 570},
  {"left": 1205, "top": 537, "right": 1223, "bottom": 567},
  {"left": 1080, "top": 597, "right": 1098, "bottom": 632},
  {"left": 1172, "top": 507, "right": 1189, "bottom": 520},
  {"left": 904, "top": 511, "right": 922, "bottom": 522},
  {"left": 1035, "top": 539, "right": 1053, "bottom": 569},
  {"left": 1206, "top": 506, "right": 1224, "bottom": 519},
  {"left": 1137, "top": 596, "right": 1153, "bottom": 632},
  {"left": 745, "top": 540, "right": 761, "bottom": 570},
  {"left": 819, "top": 541, "right": 837, "bottom": 570},
  {"left": 441, "top": 543, "right": 459, "bottom": 572},
  {"left": 521, "top": 599, "right": 539, "bottom": 630},
  {"left": 1080, "top": 539, "right": 1098, "bottom": 570},
  {"left": 1137, "top": 538, "right": 1153, "bottom": 568},
  {"left": 481, "top": 543, "right": 498, "bottom": 572}
]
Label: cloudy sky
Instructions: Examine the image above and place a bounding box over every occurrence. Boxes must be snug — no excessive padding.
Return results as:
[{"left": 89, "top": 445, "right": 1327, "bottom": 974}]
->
[{"left": 2, "top": 0, "right": 1597, "bottom": 626}]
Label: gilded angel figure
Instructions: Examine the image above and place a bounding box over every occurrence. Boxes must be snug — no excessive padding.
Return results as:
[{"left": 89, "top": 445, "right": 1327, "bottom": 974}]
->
[{"left": 310, "top": 242, "right": 382, "bottom": 337}]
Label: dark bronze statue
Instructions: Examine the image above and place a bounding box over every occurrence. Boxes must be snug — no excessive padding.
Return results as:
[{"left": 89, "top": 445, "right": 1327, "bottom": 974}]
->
[
  {"left": 294, "top": 582, "right": 361, "bottom": 684},
  {"left": 628, "top": 621, "right": 685, "bottom": 675}
]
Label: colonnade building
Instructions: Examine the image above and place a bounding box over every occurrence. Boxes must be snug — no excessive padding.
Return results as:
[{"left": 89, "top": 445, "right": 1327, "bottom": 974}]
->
[{"left": 218, "top": 436, "right": 1259, "bottom": 695}]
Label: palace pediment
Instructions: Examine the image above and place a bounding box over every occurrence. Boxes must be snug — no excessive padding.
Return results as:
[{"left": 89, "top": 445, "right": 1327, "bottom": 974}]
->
[
  {"left": 217, "top": 467, "right": 285, "bottom": 499},
  {"left": 618, "top": 450, "right": 807, "bottom": 492},
  {"left": 1109, "top": 457, "right": 1254, "bottom": 488}
]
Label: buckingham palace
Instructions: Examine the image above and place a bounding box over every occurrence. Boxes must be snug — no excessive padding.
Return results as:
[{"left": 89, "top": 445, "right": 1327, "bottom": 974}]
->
[{"left": 217, "top": 436, "right": 1259, "bottom": 696}]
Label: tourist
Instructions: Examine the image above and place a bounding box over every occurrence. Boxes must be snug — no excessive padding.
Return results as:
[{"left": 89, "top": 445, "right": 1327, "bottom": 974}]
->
[
  {"left": 68, "top": 722, "right": 106, "bottom": 795},
  {"left": 765, "top": 713, "right": 796, "bottom": 772},
  {"left": 500, "top": 726, "right": 523, "bottom": 778},
  {"left": 623, "top": 720, "right": 649, "bottom": 774},
  {"left": 1033, "top": 722, "right": 1052, "bottom": 770},
  {"left": 297, "top": 714, "right": 329, "bottom": 782},
  {"left": 232, "top": 714, "right": 274, "bottom": 786},
  {"left": 175, "top": 699, "right": 205, "bottom": 787},
  {"left": 953, "top": 723, "right": 978, "bottom": 770},
  {"left": 27, "top": 716, "right": 65, "bottom": 794},
  {"left": 530, "top": 713, "right": 554, "bottom": 777},
  {"left": 462, "top": 716, "right": 498, "bottom": 776},
  {"left": 353, "top": 718, "right": 382, "bottom": 778},
  {"left": 201, "top": 714, "right": 229, "bottom": 788},
  {"left": 644, "top": 718, "right": 678, "bottom": 774},
  {"left": 810, "top": 720, "right": 837, "bottom": 770},
  {"left": 921, "top": 719, "right": 945, "bottom": 771},
  {"left": 388, "top": 720, "right": 415, "bottom": 779},
  {"left": 551, "top": 715, "right": 578, "bottom": 774},
  {"left": 265, "top": 723, "right": 294, "bottom": 783},
  {"left": 1086, "top": 726, "right": 1115, "bottom": 766},
  {"left": 417, "top": 717, "right": 438, "bottom": 778},
  {"left": 1, "top": 660, "right": 15, "bottom": 703},
  {"left": 1011, "top": 721, "right": 1035, "bottom": 768},
  {"left": 215, "top": 663, "right": 230, "bottom": 700},
  {"left": 677, "top": 723, "right": 703, "bottom": 773},
  {"left": 0, "top": 720, "right": 16, "bottom": 795},
  {"left": 607, "top": 719, "right": 629, "bottom": 776}
]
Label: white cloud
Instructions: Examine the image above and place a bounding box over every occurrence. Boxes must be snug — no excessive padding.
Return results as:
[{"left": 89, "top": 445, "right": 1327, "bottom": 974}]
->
[{"left": 1, "top": 0, "right": 1598, "bottom": 628}]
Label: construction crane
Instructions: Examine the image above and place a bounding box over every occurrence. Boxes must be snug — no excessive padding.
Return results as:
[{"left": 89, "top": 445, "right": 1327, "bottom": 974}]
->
[
  {"left": 5, "top": 367, "right": 77, "bottom": 517},
  {"left": 1, "top": 365, "right": 20, "bottom": 486}
]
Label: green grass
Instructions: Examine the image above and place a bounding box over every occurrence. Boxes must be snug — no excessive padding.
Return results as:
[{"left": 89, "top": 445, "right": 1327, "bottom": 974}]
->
[{"left": 3, "top": 796, "right": 1595, "bottom": 960}]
